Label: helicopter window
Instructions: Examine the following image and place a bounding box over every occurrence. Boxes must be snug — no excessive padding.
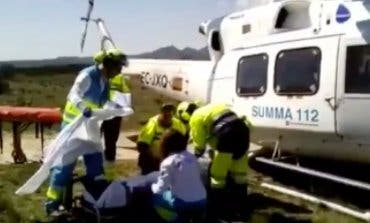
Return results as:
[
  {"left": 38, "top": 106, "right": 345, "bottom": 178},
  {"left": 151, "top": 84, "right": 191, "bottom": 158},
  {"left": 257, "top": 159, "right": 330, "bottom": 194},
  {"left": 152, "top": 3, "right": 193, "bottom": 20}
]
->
[
  {"left": 274, "top": 47, "right": 321, "bottom": 95},
  {"left": 345, "top": 45, "right": 370, "bottom": 94},
  {"left": 274, "top": 2, "right": 311, "bottom": 30},
  {"left": 275, "top": 7, "right": 289, "bottom": 29},
  {"left": 211, "top": 31, "right": 221, "bottom": 51},
  {"left": 236, "top": 54, "right": 268, "bottom": 96},
  {"left": 242, "top": 24, "right": 251, "bottom": 34}
]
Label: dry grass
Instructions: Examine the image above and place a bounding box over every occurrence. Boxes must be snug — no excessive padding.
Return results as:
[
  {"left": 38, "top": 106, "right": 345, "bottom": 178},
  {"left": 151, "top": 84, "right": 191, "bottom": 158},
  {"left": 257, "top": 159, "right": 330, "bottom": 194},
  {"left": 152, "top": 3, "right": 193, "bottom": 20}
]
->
[
  {"left": 0, "top": 71, "right": 364, "bottom": 223},
  {"left": 0, "top": 71, "right": 179, "bottom": 132},
  {"left": 0, "top": 160, "right": 139, "bottom": 223},
  {"left": 0, "top": 161, "right": 363, "bottom": 223}
]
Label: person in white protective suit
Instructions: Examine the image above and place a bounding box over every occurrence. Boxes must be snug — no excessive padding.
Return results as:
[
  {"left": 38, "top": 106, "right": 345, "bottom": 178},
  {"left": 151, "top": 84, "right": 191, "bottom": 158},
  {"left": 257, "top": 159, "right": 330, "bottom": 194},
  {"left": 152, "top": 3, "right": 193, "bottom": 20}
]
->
[{"left": 44, "top": 48, "right": 128, "bottom": 216}]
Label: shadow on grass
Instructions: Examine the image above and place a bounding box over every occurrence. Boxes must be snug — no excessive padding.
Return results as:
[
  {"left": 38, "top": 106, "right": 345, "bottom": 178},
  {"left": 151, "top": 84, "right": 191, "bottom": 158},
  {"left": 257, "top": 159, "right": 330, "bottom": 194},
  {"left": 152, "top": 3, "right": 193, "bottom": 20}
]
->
[
  {"left": 31, "top": 192, "right": 313, "bottom": 223},
  {"left": 0, "top": 195, "right": 22, "bottom": 223},
  {"left": 247, "top": 193, "right": 312, "bottom": 223}
]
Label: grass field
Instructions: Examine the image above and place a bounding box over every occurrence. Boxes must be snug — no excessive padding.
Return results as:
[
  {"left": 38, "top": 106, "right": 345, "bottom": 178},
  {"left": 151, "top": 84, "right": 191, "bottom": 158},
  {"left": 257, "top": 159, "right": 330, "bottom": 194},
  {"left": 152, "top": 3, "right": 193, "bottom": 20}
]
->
[
  {"left": 0, "top": 69, "right": 178, "bottom": 131},
  {"left": 0, "top": 161, "right": 362, "bottom": 223},
  {"left": 0, "top": 69, "right": 178, "bottom": 222},
  {"left": 0, "top": 70, "right": 365, "bottom": 222},
  {"left": 0, "top": 160, "right": 139, "bottom": 223}
]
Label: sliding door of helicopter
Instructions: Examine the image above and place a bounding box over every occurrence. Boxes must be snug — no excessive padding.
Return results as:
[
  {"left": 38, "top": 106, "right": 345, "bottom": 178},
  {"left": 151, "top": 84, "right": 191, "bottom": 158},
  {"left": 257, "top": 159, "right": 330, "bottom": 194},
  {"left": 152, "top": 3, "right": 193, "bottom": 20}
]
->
[
  {"left": 232, "top": 36, "right": 339, "bottom": 134},
  {"left": 336, "top": 40, "right": 370, "bottom": 141}
]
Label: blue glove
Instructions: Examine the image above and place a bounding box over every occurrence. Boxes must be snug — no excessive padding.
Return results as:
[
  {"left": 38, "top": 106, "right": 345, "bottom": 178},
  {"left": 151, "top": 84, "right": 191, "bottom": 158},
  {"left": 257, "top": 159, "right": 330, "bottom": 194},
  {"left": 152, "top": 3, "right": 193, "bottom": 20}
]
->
[
  {"left": 114, "top": 103, "right": 123, "bottom": 109},
  {"left": 83, "top": 107, "right": 92, "bottom": 118}
]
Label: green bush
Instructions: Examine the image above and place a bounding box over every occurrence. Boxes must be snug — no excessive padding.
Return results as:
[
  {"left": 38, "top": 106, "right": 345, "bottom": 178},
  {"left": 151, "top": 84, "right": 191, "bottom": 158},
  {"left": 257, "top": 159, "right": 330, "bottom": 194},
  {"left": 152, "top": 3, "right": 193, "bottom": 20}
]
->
[
  {"left": 0, "top": 81, "right": 10, "bottom": 94},
  {"left": 39, "top": 80, "right": 48, "bottom": 87},
  {"left": 46, "top": 94, "right": 54, "bottom": 100},
  {"left": 15, "top": 95, "right": 27, "bottom": 106},
  {"left": 0, "top": 63, "right": 15, "bottom": 80},
  {"left": 18, "top": 88, "right": 25, "bottom": 94}
]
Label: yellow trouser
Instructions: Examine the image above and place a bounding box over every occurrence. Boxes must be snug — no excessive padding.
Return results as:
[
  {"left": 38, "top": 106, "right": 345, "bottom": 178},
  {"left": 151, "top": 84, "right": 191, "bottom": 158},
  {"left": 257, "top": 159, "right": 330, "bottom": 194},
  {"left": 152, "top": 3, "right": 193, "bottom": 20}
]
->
[{"left": 210, "top": 151, "right": 248, "bottom": 189}]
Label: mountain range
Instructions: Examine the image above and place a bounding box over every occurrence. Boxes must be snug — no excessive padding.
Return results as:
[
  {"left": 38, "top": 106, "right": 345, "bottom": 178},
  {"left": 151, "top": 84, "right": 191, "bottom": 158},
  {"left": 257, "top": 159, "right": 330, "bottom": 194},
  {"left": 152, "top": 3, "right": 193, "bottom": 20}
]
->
[{"left": 1, "top": 46, "right": 210, "bottom": 68}]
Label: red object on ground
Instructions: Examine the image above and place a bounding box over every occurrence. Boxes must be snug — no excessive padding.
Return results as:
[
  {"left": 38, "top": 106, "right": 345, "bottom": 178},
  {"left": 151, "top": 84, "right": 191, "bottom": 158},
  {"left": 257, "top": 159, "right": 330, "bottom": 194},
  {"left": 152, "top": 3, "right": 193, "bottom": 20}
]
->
[
  {"left": 0, "top": 106, "right": 62, "bottom": 164},
  {"left": 0, "top": 106, "right": 62, "bottom": 123}
]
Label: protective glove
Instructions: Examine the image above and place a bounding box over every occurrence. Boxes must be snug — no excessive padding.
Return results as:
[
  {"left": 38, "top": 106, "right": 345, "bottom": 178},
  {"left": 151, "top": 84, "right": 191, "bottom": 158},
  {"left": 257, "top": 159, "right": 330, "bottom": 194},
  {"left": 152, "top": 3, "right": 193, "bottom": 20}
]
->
[
  {"left": 114, "top": 103, "right": 123, "bottom": 109},
  {"left": 82, "top": 107, "right": 92, "bottom": 118}
]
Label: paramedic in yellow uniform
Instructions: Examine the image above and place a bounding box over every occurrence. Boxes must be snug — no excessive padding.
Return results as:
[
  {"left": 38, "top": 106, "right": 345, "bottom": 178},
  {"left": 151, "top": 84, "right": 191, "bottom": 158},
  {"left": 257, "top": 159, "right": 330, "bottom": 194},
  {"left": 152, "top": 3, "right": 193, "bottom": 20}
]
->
[
  {"left": 102, "top": 74, "right": 131, "bottom": 162},
  {"left": 175, "top": 101, "right": 200, "bottom": 136},
  {"left": 94, "top": 50, "right": 132, "bottom": 162},
  {"left": 189, "top": 103, "right": 251, "bottom": 217},
  {"left": 137, "top": 104, "right": 186, "bottom": 174}
]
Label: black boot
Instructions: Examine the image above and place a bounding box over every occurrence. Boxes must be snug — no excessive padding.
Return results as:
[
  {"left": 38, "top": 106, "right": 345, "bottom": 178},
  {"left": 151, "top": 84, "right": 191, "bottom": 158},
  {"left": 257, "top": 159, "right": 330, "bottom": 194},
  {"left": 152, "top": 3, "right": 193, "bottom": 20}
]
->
[
  {"left": 232, "top": 184, "right": 250, "bottom": 220},
  {"left": 205, "top": 188, "right": 234, "bottom": 222}
]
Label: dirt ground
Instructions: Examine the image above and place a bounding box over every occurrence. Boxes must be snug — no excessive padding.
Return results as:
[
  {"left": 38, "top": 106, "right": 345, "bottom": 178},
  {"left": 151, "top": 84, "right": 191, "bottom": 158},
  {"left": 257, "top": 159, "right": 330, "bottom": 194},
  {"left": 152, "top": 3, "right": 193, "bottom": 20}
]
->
[
  {"left": 0, "top": 130, "right": 139, "bottom": 164},
  {"left": 0, "top": 129, "right": 262, "bottom": 164}
]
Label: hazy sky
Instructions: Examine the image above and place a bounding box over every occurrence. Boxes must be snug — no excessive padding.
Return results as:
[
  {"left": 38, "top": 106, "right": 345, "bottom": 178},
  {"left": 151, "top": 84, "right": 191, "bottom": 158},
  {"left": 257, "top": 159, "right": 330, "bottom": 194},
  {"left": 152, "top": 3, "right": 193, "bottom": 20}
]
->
[{"left": 0, "top": 0, "right": 266, "bottom": 61}]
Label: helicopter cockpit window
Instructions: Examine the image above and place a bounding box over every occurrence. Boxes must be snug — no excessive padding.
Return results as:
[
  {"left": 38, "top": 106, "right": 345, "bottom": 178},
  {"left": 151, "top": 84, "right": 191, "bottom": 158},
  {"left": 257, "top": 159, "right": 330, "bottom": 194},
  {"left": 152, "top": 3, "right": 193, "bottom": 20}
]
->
[
  {"left": 274, "top": 47, "right": 321, "bottom": 95},
  {"left": 345, "top": 45, "right": 370, "bottom": 94},
  {"left": 236, "top": 54, "right": 268, "bottom": 96}
]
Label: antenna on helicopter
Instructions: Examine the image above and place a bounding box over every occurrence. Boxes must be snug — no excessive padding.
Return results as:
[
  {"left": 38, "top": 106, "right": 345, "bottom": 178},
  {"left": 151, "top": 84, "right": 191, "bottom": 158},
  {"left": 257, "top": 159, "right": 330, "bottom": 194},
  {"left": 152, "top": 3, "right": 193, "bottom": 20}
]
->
[
  {"left": 80, "top": 0, "right": 116, "bottom": 52},
  {"left": 80, "top": 0, "right": 94, "bottom": 52}
]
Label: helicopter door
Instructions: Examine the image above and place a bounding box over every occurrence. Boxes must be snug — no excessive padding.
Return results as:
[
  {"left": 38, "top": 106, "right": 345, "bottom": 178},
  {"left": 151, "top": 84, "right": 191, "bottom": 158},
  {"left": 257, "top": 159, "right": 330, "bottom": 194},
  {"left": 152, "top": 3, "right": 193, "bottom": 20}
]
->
[{"left": 336, "top": 41, "right": 370, "bottom": 141}]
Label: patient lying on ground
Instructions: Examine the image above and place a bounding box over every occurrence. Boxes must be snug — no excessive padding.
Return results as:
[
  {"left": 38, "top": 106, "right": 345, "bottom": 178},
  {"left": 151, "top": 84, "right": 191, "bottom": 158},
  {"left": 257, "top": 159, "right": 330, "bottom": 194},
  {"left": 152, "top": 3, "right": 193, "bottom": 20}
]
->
[{"left": 80, "top": 129, "right": 207, "bottom": 222}]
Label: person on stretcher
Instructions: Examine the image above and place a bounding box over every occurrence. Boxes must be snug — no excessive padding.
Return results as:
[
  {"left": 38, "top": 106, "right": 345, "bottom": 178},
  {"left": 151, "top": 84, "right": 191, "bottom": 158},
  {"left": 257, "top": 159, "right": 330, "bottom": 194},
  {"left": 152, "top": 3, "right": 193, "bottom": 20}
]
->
[{"left": 80, "top": 130, "right": 207, "bottom": 222}]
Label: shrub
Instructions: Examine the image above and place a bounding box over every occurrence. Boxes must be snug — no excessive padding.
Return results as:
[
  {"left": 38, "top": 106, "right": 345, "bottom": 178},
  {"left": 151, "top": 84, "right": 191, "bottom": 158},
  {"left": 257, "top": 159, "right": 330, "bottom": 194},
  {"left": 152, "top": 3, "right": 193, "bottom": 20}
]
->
[{"left": 0, "top": 81, "right": 10, "bottom": 94}]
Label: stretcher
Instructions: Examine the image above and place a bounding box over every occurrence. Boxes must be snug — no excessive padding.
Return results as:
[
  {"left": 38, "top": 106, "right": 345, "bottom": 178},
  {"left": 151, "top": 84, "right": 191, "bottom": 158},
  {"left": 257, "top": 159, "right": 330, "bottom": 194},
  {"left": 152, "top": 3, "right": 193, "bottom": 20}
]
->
[
  {"left": 60, "top": 172, "right": 205, "bottom": 223},
  {"left": 0, "top": 106, "right": 62, "bottom": 164}
]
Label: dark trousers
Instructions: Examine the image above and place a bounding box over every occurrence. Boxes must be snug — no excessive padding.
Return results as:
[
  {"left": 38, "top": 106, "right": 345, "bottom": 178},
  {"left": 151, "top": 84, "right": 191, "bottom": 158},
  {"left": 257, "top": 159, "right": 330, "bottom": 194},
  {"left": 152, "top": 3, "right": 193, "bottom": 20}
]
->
[
  {"left": 101, "top": 117, "right": 122, "bottom": 162},
  {"left": 138, "top": 153, "right": 160, "bottom": 175}
]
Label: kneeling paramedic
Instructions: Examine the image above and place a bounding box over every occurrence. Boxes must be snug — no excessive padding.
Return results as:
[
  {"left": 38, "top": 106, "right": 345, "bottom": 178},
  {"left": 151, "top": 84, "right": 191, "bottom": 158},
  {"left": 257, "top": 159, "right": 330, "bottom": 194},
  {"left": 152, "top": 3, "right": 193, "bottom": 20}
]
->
[
  {"left": 189, "top": 103, "right": 251, "bottom": 216},
  {"left": 137, "top": 104, "right": 186, "bottom": 175},
  {"left": 45, "top": 48, "right": 128, "bottom": 216}
]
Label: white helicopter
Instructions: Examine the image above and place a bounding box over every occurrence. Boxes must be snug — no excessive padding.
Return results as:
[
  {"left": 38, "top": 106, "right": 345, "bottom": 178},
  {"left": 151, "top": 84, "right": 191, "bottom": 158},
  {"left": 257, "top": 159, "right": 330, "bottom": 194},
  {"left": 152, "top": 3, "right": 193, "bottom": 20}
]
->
[
  {"left": 122, "top": 0, "right": 370, "bottom": 165},
  {"left": 83, "top": 0, "right": 370, "bottom": 184}
]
